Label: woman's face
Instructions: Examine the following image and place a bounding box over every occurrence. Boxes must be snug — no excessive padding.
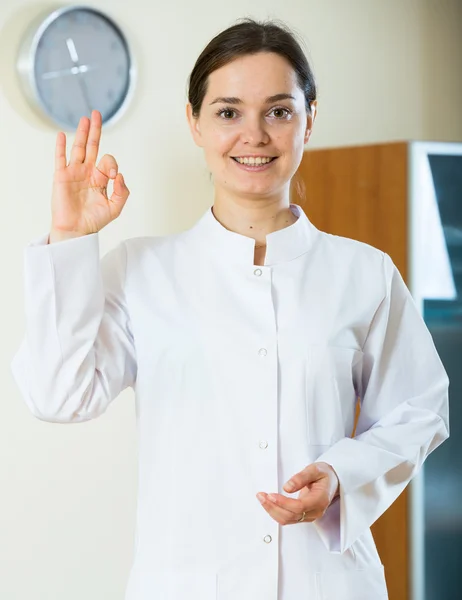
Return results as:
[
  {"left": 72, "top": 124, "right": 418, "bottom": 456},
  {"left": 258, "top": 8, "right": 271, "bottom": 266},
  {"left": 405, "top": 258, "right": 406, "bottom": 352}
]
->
[{"left": 186, "top": 51, "right": 316, "bottom": 201}]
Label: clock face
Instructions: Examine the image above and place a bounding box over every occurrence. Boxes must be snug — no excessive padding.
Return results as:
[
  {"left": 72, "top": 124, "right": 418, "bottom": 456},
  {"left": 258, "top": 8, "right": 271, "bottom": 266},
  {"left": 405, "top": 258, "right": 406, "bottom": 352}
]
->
[{"left": 23, "top": 6, "right": 134, "bottom": 130}]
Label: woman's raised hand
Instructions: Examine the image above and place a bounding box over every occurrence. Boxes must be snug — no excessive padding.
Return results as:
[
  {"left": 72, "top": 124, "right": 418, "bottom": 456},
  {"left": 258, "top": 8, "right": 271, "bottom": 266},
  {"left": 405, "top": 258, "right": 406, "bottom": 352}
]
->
[{"left": 49, "top": 110, "right": 130, "bottom": 243}]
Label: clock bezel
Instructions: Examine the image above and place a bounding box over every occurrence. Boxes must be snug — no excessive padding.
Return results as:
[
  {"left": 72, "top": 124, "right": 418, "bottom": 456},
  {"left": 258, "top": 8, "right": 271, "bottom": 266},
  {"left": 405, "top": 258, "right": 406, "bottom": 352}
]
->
[{"left": 16, "top": 4, "right": 137, "bottom": 131}]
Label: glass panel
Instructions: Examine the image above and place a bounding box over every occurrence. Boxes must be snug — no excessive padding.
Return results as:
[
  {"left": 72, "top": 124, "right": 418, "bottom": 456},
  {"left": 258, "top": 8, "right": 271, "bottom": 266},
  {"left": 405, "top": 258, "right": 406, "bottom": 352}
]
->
[{"left": 422, "top": 154, "right": 462, "bottom": 600}]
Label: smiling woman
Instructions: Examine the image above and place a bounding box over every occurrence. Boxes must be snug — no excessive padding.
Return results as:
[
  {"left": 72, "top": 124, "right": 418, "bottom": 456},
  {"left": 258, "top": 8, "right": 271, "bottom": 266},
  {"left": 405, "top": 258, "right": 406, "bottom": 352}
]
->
[
  {"left": 11, "top": 16, "right": 449, "bottom": 600},
  {"left": 186, "top": 20, "right": 317, "bottom": 242}
]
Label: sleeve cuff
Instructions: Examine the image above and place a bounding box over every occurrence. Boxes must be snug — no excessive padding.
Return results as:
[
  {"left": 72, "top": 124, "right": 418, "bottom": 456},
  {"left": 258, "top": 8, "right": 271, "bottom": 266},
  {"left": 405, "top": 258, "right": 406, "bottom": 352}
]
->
[
  {"left": 27, "top": 233, "right": 51, "bottom": 247},
  {"left": 26, "top": 232, "right": 99, "bottom": 248},
  {"left": 313, "top": 494, "right": 342, "bottom": 553}
]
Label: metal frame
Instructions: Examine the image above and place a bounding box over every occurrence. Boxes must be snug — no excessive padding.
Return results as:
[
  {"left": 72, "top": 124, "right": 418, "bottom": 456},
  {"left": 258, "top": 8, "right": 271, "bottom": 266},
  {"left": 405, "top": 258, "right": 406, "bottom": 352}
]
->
[
  {"left": 407, "top": 140, "right": 462, "bottom": 600},
  {"left": 16, "top": 4, "right": 137, "bottom": 131}
]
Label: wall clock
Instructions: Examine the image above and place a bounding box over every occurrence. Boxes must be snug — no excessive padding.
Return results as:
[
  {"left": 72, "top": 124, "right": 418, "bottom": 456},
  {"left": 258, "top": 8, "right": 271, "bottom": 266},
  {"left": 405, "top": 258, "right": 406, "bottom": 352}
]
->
[{"left": 16, "top": 5, "right": 136, "bottom": 130}]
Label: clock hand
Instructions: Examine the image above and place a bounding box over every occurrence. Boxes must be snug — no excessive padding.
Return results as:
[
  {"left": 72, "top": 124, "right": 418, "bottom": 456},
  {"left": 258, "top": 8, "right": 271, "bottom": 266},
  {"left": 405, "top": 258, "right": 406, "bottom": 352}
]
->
[
  {"left": 64, "top": 37, "right": 92, "bottom": 116},
  {"left": 66, "top": 38, "right": 79, "bottom": 63},
  {"left": 78, "top": 75, "right": 93, "bottom": 117},
  {"left": 42, "top": 65, "right": 98, "bottom": 79}
]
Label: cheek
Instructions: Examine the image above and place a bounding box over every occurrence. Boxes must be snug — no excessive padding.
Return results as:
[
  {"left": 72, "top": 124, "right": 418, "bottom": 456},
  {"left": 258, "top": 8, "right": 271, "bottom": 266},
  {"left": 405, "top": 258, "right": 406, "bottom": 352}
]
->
[
  {"left": 217, "top": 130, "right": 239, "bottom": 155},
  {"left": 204, "top": 125, "right": 238, "bottom": 153},
  {"left": 272, "top": 124, "right": 302, "bottom": 148},
  {"left": 282, "top": 130, "right": 306, "bottom": 160}
]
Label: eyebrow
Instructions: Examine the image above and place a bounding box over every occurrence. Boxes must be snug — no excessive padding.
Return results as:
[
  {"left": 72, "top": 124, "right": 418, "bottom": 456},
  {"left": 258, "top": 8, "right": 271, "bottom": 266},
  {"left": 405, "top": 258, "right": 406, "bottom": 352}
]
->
[{"left": 209, "top": 93, "right": 296, "bottom": 105}]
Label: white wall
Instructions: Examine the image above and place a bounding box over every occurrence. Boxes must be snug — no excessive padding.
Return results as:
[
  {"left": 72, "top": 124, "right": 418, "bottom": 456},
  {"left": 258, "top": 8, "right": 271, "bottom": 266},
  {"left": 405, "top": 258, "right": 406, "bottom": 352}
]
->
[{"left": 1, "top": 1, "right": 461, "bottom": 598}]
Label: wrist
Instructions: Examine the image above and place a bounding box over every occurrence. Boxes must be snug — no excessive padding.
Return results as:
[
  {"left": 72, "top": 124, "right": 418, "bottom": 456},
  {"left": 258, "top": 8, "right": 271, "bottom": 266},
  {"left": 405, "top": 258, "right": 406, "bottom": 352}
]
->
[
  {"left": 315, "top": 461, "right": 340, "bottom": 501},
  {"left": 329, "top": 465, "right": 340, "bottom": 500},
  {"left": 48, "top": 228, "right": 87, "bottom": 244}
]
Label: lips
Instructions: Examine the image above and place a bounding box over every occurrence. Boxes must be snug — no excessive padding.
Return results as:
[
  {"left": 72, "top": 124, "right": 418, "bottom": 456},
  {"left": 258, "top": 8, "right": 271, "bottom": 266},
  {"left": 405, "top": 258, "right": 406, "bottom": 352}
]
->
[
  {"left": 230, "top": 156, "right": 278, "bottom": 172},
  {"left": 231, "top": 157, "right": 278, "bottom": 163}
]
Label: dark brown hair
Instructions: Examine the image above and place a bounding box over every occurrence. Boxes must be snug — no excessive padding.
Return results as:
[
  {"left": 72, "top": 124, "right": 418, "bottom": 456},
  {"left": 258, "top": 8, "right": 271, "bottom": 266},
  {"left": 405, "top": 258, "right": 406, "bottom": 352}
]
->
[{"left": 187, "top": 18, "right": 317, "bottom": 118}]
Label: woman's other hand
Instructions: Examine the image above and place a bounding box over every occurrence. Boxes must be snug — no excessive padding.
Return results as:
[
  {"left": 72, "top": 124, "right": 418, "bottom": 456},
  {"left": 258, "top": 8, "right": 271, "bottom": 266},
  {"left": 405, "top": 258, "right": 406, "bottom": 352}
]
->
[{"left": 256, "top": 462, "right": 339, "bottom": 525}]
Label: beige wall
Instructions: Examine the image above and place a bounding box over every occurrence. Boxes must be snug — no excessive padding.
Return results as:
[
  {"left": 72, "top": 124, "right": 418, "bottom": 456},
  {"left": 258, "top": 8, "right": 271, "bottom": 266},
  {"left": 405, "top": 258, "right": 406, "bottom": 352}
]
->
[{"left": 1, "top": 1, "right": 461, "bottom": 598}]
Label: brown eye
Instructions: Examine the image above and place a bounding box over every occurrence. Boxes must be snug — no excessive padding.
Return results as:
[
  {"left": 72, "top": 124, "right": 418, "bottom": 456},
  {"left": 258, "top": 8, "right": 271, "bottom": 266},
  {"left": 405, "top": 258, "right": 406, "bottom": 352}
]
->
[
  {"left": 271, "top": 108, "right": 290, "bottom": 119},
  {"left": 217, "top": 108, "right": 236, "bottom": 119}
]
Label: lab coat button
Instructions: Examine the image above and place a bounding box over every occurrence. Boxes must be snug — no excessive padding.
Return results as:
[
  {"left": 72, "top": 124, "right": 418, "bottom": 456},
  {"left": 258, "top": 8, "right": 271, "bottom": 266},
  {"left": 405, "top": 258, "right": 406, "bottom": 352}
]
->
[
  {"left": 254, "top": 268, "right": 262, "bottom": 277},
  {"left": 263, "top": 535, "right": 272, "bottom": 543},
  {"left": 259, "top": 440, "right": 268, "bottom": 449},
  {"left": 258, "top": 348, "right": 267, "bottom": 357}
]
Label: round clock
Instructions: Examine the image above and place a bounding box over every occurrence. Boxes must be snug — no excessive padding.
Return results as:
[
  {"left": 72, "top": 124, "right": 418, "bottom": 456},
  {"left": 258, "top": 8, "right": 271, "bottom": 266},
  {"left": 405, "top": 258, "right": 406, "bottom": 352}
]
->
[{"left": 16, "top": 5, "right": 136, "bottom": 130}]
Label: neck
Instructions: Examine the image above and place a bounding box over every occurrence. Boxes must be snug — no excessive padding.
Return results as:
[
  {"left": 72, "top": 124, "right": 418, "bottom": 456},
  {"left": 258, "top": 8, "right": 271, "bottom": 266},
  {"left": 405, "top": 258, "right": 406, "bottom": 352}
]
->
[{"left": 211, "top": 194, "right": 298, "bottom": 248}]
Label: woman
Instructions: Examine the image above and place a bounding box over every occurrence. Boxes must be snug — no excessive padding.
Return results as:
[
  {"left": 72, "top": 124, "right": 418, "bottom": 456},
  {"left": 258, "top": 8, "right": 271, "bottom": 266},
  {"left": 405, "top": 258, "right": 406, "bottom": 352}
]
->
[{"left": 11, "top": 18, "right": 449, "bottom": 600}]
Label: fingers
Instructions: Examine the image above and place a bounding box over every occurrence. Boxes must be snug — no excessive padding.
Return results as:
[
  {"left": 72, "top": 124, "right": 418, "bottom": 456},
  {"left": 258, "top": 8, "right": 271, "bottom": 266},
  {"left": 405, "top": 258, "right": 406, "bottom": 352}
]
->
[
  {"left": 96, "top": 154, "right": 119, "bottom": 179},
  {"left": 95, "top": 155, "right": 128, "bottom": 219},
  {"left": 258, "top": 492, "right": 303, "bottom": 515},
  {"left": 272, "top": 488, "right": 327, "bottom": 513},
  {"left": 108, "top": 173, "right": 130, "bottom": 218},
  {"left": 85, "top": 110, "right": 102, "bottom": 164},
  {"left": 263, "top": 492, "right": 304, "bottom": 513},
  {"left": 257, "top": 491, "right": 326, "bottom": 525},
  {"left": 257, "top": 494, "right": 297, "bottom": 524},
  {"left": 69, "top": 116, "right": 90, "bottom": 164},
  {"left": 283, "top": 463, "right": 324, "bottom": 493},
  {"left": 55, "top": 131, "right": 67, "bottom": 171},
  {"left": 68, "top": 110, "right": 102, "bottom": 165}
]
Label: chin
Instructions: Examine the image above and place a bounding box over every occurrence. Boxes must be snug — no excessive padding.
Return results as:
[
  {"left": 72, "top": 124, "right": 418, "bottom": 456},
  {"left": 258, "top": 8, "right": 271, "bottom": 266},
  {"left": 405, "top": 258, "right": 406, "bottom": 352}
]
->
[
  {"left": 232, "top": 183, "right": 281, "bottom": 198},
  {"left": 214, "top": 169, "right": 289, "bottom": 197}
]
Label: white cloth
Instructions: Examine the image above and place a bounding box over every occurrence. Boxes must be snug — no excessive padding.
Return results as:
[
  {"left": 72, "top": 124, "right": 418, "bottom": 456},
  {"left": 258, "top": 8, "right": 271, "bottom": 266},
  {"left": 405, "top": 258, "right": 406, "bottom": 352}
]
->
[{"left": 11, "top": 203, "right": 449, "bottom": 600}]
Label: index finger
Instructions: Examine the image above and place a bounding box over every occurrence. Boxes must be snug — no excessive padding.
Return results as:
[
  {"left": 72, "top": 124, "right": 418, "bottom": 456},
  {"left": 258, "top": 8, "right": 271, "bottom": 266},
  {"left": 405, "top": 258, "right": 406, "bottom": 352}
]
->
[
  {"left": 69, "top": 116, "right": 90, "bottom": 164},
  {"left": 265, "top": 493, "right": 305, "bottom": 514},
  {"left": 85, "top": 110, "right": 102, "bottom": 164},
  {"left": 269, "top": 489, "right": 327, "bottom": 514},
  {"left": 55, "top": 131, "right": 67, "bottom": 171}
]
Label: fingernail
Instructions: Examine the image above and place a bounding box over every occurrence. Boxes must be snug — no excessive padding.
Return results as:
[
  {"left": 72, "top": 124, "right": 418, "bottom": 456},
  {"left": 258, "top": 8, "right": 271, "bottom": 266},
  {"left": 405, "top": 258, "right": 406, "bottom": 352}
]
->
[
  {"left": 257, "top": 493, "right": 265, "bottom": 503},
  {"left": 285, "top": 481, "right": 295, "bottom": 491},
  {"left": 110, "top": 169, "right": 116, "bottom": 178},
  {"left": 268, "top": 494, "right": 277, "bottom": 503}
]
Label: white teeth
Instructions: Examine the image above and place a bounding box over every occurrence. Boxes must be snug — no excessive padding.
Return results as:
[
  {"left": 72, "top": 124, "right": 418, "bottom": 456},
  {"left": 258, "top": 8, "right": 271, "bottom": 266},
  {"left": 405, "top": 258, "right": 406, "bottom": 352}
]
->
[{"left": 235, "top": 157, "right": 274, "bottom": 165}]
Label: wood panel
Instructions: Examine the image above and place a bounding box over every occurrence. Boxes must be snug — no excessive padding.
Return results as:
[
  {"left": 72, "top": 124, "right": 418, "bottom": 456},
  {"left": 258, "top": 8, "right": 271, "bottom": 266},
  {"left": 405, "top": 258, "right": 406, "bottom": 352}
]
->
[{"left": 292, "top": 141, "right": 410, "bottom": 600}]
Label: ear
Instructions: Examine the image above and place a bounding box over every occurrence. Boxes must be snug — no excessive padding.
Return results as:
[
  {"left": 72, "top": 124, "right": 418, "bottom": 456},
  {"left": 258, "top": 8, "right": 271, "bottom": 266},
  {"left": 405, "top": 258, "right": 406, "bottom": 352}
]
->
[
  {"left": 186, "top": 103, "right": 204, "bottom": 148},
  {"left": 304, "top": 100, "right": 318, "bottom": 144}
]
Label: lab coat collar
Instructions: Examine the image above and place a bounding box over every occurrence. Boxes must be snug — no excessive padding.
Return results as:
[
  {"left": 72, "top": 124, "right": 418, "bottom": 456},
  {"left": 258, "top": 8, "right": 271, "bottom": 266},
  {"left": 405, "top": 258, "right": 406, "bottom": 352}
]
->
[{"left": 192, "top": 203, "right": 318, "bottom": 266}]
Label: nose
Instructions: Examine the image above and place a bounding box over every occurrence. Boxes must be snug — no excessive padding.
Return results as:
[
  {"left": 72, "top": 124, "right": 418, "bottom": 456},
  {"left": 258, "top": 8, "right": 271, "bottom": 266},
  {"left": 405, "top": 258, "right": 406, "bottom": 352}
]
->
[{"left": 240, "top": 117, "right": 270, "bottom": 146}]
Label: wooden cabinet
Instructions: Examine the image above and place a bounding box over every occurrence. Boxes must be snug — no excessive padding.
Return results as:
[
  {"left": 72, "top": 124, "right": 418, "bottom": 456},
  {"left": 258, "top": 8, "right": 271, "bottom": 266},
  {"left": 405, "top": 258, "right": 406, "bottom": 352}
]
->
[{"left": 291, "top": 141, "right": 461, "bottom": 600}]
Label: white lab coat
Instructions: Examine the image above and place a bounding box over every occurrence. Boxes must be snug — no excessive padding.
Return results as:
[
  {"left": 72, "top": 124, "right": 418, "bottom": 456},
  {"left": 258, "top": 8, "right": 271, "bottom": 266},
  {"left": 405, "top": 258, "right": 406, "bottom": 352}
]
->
[{"left": 11, "top": 203, "right": 449, "bottom": 600}]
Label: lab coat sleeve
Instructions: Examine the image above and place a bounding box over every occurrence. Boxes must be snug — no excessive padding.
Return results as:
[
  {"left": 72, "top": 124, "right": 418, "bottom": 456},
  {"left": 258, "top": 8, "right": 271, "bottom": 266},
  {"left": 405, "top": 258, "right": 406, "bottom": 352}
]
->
[
  {"left": 312, "top": 251, "right": 449, "bottom": 553},
  {"left": 10, "top": 232, "right": 137, "bottom": 423}
]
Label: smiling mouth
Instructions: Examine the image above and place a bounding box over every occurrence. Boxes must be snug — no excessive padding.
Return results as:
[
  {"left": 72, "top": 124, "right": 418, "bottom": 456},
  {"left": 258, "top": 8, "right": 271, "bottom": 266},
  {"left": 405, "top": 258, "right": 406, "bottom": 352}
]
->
[{"left": 231, "top": 157, "right": 278, "bottom": 165}]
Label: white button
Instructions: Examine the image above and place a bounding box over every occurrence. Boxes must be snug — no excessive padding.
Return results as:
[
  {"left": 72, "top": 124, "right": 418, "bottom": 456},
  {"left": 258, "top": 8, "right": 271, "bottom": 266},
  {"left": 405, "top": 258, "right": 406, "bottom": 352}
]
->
[
  {"left": 259, "top": 440, "right": 268, "bottom": 449},
  {"left": 263, "top": 535, "right": 272, "bottom": 543},
  {"left": 258, "top": 348, "right": 267, "bottom": 357},
  {"left": 254, "top": 268, "right": 262, "bottom": 277}
]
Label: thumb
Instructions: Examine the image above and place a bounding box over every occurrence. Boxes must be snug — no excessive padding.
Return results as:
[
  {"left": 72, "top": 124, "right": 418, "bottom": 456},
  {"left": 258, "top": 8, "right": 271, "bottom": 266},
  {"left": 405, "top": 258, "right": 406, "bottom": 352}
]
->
[
  {"left": 108, "top": 173, "right": 129, "bottom": 213},
  {"left": 283, "top": 463, "right": 323, "bottom": 493}
]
